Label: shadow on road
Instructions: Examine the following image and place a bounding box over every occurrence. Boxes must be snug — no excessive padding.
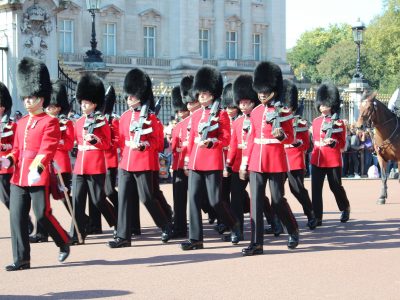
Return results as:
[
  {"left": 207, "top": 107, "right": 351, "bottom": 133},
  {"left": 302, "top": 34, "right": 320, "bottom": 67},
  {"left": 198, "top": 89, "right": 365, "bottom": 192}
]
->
[{"left": 1, "top": 290, "right": 132, "bottom": 299}]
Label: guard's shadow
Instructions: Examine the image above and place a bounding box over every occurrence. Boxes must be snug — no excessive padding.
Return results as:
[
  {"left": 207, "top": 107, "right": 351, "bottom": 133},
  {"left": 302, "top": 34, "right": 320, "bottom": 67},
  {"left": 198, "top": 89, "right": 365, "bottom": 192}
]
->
[{"left": 1, "top": 289, "right": 131, "bottom": 299}]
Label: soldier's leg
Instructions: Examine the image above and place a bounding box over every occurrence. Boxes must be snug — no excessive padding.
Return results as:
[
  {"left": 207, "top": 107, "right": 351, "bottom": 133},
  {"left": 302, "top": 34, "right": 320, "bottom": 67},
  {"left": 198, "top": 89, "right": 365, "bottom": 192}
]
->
[
  {"left": 71, "top": 174, "right": 89, "bottom": 238},
  {"left": 249, "top": 172, "right": 268, "bottom": 245},
  {"left": 87, "top": 174, "right": 116, "bottom": 227},
  {"left": 327, "top": 166, "right": 350, "bottom": 211},
  {"left": 188, "top": 170, "right": 206, "bottom": 241},
  {"left": 172, "top": 169, "right": 188, "bottom": 235},
  {"left": 0, "top": 173, "right": 11, "bottom": 209},
  {"left": 311, "top": 165, "right": 327, "bottom": 221},
  {"left": 9, "top": 185, "right": 31, "bottom": 263}
]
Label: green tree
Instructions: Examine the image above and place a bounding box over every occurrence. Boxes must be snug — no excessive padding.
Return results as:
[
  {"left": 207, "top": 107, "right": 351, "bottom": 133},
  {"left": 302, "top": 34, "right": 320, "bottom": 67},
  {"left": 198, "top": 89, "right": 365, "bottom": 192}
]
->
[{"left": 287, "top": 24, "right": 352, "bottom": 83}]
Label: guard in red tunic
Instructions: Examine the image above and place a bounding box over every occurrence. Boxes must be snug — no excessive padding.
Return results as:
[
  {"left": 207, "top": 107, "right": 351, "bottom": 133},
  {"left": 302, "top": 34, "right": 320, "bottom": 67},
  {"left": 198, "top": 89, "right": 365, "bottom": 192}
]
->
[
  {"left": 241, "top": 62, "right": 299, "bottom": 256},
  {"left": 0, "top": 82, "right": 16, "bottom": 211},
  {"left": 30, "top": 80, "right": 75, "bottom": 243},
  {"left": 87, "top": 86, "right": 120, "bottom": 235},
  {"left": 282, "top": 80, "right": 317, "bottom": 230},
  {"left": 180, "top": 66, "right": 240, "bottom": 251},
  {"left": 71, "top": 74, "right": 116, "bottom": 244},
  {"left": 3, "top": 57, "right": 70, "bottom": 271},
  {"left": 108, "top": 68, "right": 172, "bottom": 248},
  {"left": 311, "top": 83, "right": 350, "bottom": 225},
  {"left": 170, "top": 85, "right": 191, "bottom": 238},
  {"left": 224, "top": 74, "right": 260, "bottom": 240}
]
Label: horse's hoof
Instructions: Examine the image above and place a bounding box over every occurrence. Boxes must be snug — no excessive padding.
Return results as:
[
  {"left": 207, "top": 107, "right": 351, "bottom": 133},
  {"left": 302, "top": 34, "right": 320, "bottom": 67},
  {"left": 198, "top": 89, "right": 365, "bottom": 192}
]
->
[{"left": 377, "top": 198, "right": 386, "bottom": 205}]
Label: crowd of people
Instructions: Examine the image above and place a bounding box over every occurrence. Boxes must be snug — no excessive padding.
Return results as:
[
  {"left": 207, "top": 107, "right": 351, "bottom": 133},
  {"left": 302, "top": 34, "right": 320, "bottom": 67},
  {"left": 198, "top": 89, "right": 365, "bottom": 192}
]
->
[{"left": 1, "top": 55, "right": 390, "bottom": 271}]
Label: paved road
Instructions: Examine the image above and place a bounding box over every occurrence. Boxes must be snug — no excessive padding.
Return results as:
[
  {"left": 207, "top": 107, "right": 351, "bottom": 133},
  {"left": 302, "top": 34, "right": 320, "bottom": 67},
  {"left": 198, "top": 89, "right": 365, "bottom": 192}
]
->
[{"left": 0, "top": 179, "right": 399, "bottom": 299}]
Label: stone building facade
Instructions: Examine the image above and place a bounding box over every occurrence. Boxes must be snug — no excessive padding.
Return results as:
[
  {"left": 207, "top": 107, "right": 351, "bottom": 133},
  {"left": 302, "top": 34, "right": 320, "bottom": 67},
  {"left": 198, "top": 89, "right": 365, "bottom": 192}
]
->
[{"left": 0, "top": 0, "right": 291, "bottom": 114}]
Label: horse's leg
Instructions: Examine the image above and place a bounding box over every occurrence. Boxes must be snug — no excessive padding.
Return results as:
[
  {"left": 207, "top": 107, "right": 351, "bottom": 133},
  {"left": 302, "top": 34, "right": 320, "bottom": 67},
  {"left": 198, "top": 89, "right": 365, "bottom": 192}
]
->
[{"left": 377, "top": 156, "right": 387, "bottom": 204}]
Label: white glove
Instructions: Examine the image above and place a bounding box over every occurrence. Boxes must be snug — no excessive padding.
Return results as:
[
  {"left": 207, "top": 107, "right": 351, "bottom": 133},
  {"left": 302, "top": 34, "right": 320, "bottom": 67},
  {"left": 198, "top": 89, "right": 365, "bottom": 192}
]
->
[
  {"left": 0, "top": 157, "right": 10, "bottom": 169},
  {"left": 28, "top": 169, "right": 41, "bottom": 186}
]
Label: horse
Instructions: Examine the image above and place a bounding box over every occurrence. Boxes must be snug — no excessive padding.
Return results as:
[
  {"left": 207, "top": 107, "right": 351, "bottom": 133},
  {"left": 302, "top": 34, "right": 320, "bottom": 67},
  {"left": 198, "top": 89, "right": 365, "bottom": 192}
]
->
[{"left": 357, "top": 92, "right": 400, "bottom": 204}]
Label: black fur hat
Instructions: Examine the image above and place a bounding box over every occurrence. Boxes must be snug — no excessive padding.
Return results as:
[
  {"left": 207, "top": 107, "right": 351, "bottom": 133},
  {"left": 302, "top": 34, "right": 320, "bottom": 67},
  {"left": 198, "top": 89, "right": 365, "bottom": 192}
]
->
[
  {"left": 103, "top": 85, "right": 116, "bottom": 115},
  {"left": 146, "top": 75, "right": 155, "bottom": 111},
  {"left": 233, "top": 75, "right": 260, "bottom": 107},
  {"left": 172, "top": 86, "right": 187, "bottom": 112},
  {"left": 315, "top": 82, "right": 341, "bottom": 114},
  {"left": 282, "top": 79, "right": 298, "bottom": 111},
  {"left": 0, "top": 82, "right": 12, "bottom": 113},
  {"left": 193, "top": 66, "right": 223, "bottom": 100},
  {"left": 180, "top": 75, "right": 195, "bottom": 104},
  {"left": 50, "top": 80, "right": 70, "bottom": 115},
  {"left": 253, "top": 61, "right": 283, "bottom": 100},
  {"left": 123, "top": 68, "right": 151, "bottom": 104},
  {"left": 221, "top": 83, "right": 235, "bottom": 108},
  {"left": 16, "top": 57, "right": 52, "bottom": 107},
  {"left": 76, "top": 73, "right": 105, "bottom": 109}
]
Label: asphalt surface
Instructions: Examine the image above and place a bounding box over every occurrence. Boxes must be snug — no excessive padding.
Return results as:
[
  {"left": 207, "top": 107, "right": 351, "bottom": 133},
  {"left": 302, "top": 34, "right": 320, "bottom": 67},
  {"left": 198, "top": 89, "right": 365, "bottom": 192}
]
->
[{"left": 0, "top": 178, "right": 399, "bottom": 299}]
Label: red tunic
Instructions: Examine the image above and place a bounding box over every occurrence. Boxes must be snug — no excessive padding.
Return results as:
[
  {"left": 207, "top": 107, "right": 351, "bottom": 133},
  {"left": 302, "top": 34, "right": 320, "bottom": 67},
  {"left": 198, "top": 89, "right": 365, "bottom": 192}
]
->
[
  {"left": 310, "top": 115, "right": 346, "bottom": 168},
  {"left": 104, "top": 116, "right": 119, "bottom": 169},
  {"left": 226, "top": 115, "right": 251, "bottom": 173},
  {"left": 152, "top": 117, "right": 164, "bottom": 171},
  {"left": 171, "top": 116, "right": 190, "bottom": 170},
  {"left": 73, "top": 114, "right": 111, "bottom": 175},
  {"left": 118, "top": 109, "right": 159, "bottom": 172},
  {"left": 243, "top": 104, "right": 294, "bottom": 173},
  {"left": 285, "top": 117, "right": 310, "bottom": 171},
  {"left": 186, "top": 107, "right": 230, "bottom": 171},
  {"left": 53, "top": 117, "right": 74, "bottom": 173},
  {"left": 0, "top": 119, "right": 16, "bottom": 174},
  {"left": 9, "top": 112, "right": 60, "bottom": 186}
]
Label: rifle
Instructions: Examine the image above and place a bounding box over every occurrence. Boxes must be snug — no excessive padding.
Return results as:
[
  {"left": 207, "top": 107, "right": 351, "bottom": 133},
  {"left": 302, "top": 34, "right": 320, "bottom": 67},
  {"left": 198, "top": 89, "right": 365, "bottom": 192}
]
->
[
  {"left": 322, "top": 99, "right": 344, "bottom": 140},
  {"left": 154, "top": 87, "right": 168, "bottom": 116},
  {"left": 130, "top": 101, "right": 152, "bottom": 146},
  {"left": 198, "top": 99, "right": 220, "bottom": 141},
  {"left": 83, "top": 111, "right": 104, "bottom": 134}
]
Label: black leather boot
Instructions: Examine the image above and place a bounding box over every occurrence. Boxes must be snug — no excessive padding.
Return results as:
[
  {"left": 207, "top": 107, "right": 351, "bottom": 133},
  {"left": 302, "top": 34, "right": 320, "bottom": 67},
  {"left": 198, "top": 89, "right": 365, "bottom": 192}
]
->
[
  {"left": 287, "top": 230, "right": 299, "bottom": 249},
  {"left": 181, "top": 239, "right": 204, "bottom": 250},
  {"left": 242, "top": 243, "right": 263, "bottom": 256},
  {"left": 5, "top": 261, "right": 30, "bottom": 271}
]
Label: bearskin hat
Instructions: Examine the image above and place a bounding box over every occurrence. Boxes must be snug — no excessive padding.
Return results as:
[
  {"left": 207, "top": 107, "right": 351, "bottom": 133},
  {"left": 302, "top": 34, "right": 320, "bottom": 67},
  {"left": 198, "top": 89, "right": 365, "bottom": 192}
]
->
[
  {"left": 233, "top": 74, "right": 260, "bottom": 107},
  {"left": 123, "top": 68, "right": 152, "bottom": 104},
  {"left": 103, "top": 85, "right": 116, "bottom": 115},
  {"left": 146, "top": 75, "right": 155, "bottom": 111},
  {"left": 282, "top": 79, "right": 298, "bottom": 111},
  {"left": 180, "top": 75, "right": 195, "bottom": 104},
  {"left": 50, "top": 80, "right": 70, "bottom": 115},
  {"left": 0, "top": 82, "right": 12, "bottom": 113},
  {"left": 76, "top": 73, "right": 105, "bottom": 109},
  {"left": 16, "top": 57, "right": 52, "bottom": 107},
  {"left": 221, "top": 83, "right": 235, "bottom": 109},
  {"left": 193, "top": 66, "right": 223, "bottom": 100},
  {"left": 315, "top": 82, "right": 341, "bottom": 114},
  {"left": 172, "top": 85, "right": 187, "bottom": 112},
  {"left": 253, "top": 61, "right": 283, "bottom": 100}
]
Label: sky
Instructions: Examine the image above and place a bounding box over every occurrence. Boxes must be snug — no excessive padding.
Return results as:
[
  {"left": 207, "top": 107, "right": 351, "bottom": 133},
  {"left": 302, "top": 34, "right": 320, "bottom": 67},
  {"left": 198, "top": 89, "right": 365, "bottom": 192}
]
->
[{"left": 286, "top": 0, "right": 384, "bottom": 49}]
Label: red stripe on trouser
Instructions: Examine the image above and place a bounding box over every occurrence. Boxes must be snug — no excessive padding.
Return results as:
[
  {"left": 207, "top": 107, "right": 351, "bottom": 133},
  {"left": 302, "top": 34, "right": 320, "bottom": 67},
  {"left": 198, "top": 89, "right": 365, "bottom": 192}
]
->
[{"left": 44, "top": 185, "right": 70, "bottom": 243}]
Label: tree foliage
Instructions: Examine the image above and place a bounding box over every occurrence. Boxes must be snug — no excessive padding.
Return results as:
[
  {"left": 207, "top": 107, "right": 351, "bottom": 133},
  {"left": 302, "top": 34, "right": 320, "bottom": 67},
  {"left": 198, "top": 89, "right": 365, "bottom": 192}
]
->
[{"left": 287, "top": 1, "right": 400, "bottom": 93}]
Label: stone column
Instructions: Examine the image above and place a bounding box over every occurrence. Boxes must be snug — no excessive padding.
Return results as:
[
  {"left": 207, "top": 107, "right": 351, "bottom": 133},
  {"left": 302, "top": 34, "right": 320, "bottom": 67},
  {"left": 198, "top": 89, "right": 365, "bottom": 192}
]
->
[
  {"left": 214, "top": 0, "right": 224, "bottom": 59},
  {"left": 241, "top": 0, "right": 252, "bottom": 60}
]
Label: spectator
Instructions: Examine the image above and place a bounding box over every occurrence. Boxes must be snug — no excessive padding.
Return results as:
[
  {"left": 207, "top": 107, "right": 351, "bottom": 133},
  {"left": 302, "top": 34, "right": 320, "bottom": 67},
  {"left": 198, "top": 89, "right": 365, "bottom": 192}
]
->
[{"left": 349, "top": 125, "right": 362, "bottom": 178}]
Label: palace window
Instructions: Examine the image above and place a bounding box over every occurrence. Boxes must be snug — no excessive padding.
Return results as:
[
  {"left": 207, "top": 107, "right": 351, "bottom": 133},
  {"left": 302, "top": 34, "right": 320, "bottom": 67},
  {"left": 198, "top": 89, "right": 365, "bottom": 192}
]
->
[
  {"left": 253, "top": 33, "right": 261, "bottom": 60},
  {"left": 103, "top": 23, "right": 116, "bottom": 56},
  {"left": 144, "top": 26, "right": 156, "bottom": 58},
  {"left": 59, "top": 19, "right": 74, "bottom": 53},
  {"left": 226, "top": 31, "right": 237, "bottom": 59},
  {"left": 199, "top": 29, "right": 210, "bottom": 59}
]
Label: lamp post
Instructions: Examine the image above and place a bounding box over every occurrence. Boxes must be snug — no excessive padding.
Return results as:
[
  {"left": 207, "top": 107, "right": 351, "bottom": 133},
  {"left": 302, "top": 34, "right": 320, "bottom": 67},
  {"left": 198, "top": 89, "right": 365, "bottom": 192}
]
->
[
  {"left": 84, "top": 0, "right": 102, "bottom": 63},
  {"left": 351, "top": 18, "right": 366, "bottom": 80}
]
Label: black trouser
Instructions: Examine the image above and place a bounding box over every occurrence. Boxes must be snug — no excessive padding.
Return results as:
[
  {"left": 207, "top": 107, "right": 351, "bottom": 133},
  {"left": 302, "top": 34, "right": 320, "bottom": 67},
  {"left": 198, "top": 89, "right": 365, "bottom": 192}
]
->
[
  {"left": 249, "top": 171, "right": 298, "bottom": 245},
  {"left": 188, "top": 170, "right": 237, "bottom": 241},
  {"left": 172, "top": 169, "right": 188, "bottom": 234},
  {"left": 71, "top": 174, "right": 116, "bottom": 237},
  {"left": 153, "top": 171, "right": 172, "bottom": 222},
  {"left": 0, "top": 173, "right": 11, "bottom": 209},
  {"left": 87, "top": 168, "right": 118, "bottom": 231},
  {"left": 116, "top": 169, "right": 169, "bottom": 241},
  {"left": 10, "top": 185, "right": 69, "bottom": 263},
  {"left": 287, "top": 169, "right": 313, "bottom": 217},
  {"left": 311, "top": 165, "right": 350, "bottom": 220},
  {"left": 230, "top": 172, "right": 248, "bottom": 232}
]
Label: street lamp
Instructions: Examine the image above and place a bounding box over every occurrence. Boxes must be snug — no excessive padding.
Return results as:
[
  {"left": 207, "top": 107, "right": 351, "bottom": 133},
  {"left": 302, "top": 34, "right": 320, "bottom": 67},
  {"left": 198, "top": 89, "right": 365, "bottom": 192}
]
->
[
  {"left": 351, "top": 18, "right": 366, "bottom": 79},
  {"left": 84, "top": 0, "right": 102, "bottom": 62}
]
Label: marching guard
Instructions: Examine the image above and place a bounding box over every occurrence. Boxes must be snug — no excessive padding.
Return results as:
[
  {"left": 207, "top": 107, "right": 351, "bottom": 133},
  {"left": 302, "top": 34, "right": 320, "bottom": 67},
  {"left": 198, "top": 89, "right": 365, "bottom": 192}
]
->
[
  {"left": 3, "top": 57, "right": 70, "bottom": 271},
  {"left": 70, "top": 74, "right": 116, "bottom": 244},
  {"left": 311, "top": 83, "right": 350, "bottom": 225},
  {"left": 241, "top": 61, "right": 299, "bottom": 256},
  {"left": 181, "top": 66, "right": 241, "bottom": 250},
  {"left": 282, "top": 80, "right": 317, "bottom": 230},
  {"left": 108, "top": 68, "right": 172, "bottom": 248}
]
